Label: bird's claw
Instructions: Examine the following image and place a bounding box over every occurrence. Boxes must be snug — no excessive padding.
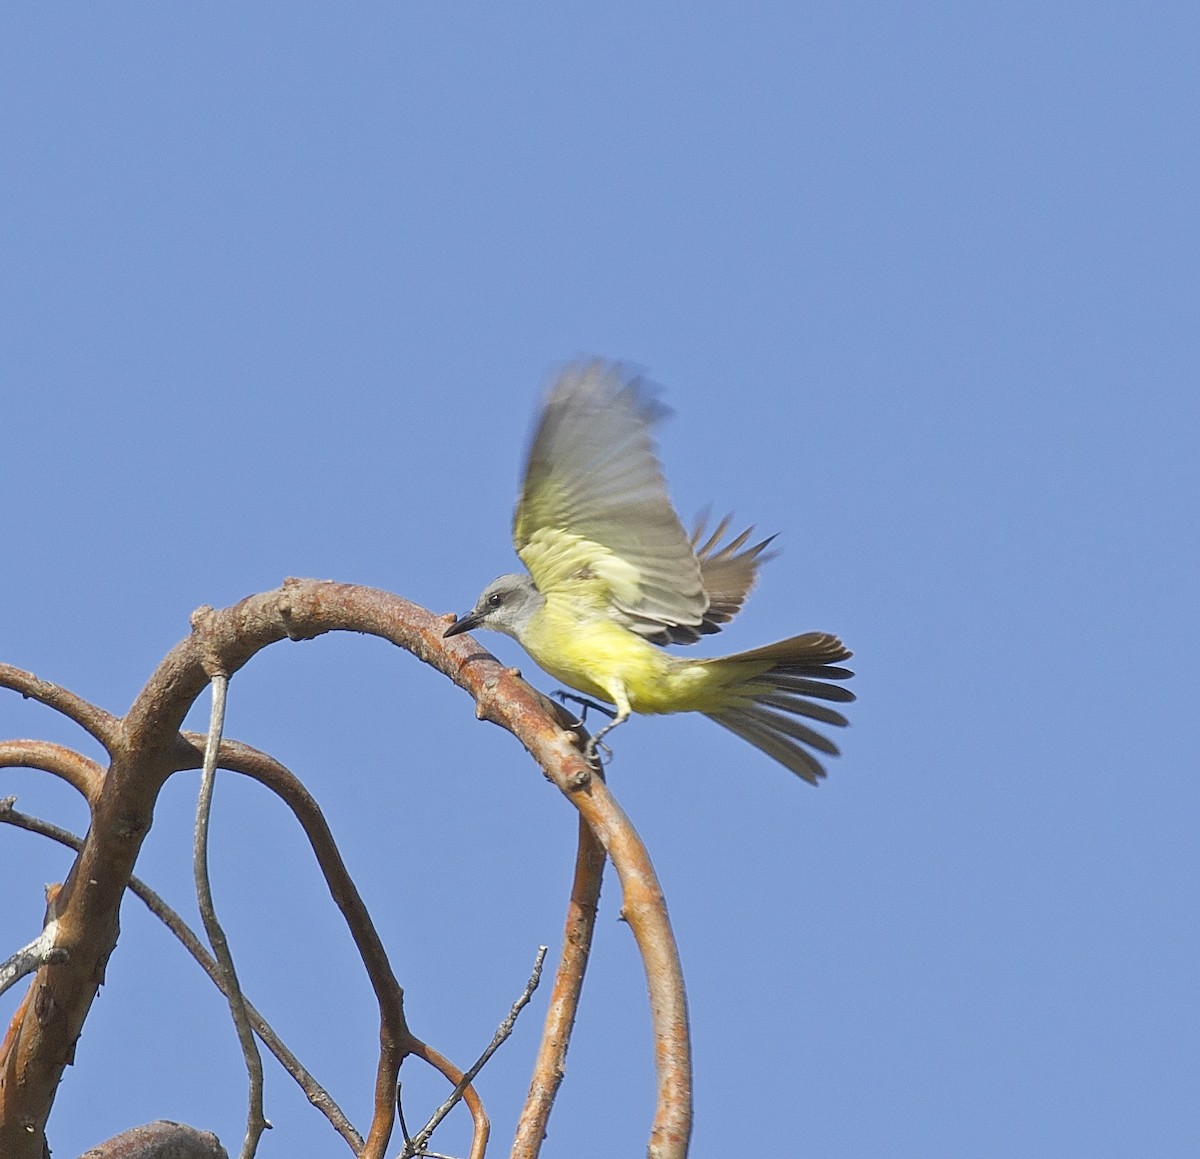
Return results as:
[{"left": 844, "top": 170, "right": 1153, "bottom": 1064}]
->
[{"left": 583, "top": 734, "right": 613, "bottom": 767}]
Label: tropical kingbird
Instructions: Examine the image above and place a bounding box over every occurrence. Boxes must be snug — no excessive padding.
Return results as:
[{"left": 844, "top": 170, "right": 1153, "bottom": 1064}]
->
[{"left": 445, "top": 359, "right": 854, "bottom": 783}]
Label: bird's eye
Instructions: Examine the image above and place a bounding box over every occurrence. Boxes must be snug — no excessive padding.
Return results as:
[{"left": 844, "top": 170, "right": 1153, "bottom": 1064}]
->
[{"left": 487, "top": 593, "right": 503, "bottom": 608}]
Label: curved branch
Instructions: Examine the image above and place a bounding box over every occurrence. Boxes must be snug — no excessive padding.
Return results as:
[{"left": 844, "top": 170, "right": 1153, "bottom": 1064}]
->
[
  {"left": 192, "top": 677, "right": 268, "bottom": 1159},
  {"left": 174, "top": 734, "right": 413, "bottom": 1159},
  {"left": 448, "top": 660, "right": 693, "bottom": 1159},
  {"left": 0, "top": 664, "right": 119, "bottom": 751},
  {"left": 0, "top": 740, "right": 103, "bottom": 804},
  {"left": 574, "top": 783, "right": 691, "bottom": 1158},
  {"left": 512, "top": 815, "right": 606, "bottom": 1158},
  {"left": 1, "top": 582, "right": 434, "bottom": 1157},
  {"left": 406, "top": 946, "right": 545, "bottom": 1158},
  {"left": 406, "top": 1038, "right": 490, "bottom": 1159}
]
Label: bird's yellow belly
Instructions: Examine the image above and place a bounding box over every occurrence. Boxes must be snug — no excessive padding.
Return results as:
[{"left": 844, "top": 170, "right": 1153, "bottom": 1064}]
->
[{"left": 518, "top": 599, "right": 722, "bottom": 715}]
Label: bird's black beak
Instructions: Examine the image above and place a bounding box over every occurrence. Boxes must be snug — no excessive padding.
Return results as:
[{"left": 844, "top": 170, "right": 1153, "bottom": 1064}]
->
[{"left": 443, "top": 610, "right": 482, "bottom": 638}]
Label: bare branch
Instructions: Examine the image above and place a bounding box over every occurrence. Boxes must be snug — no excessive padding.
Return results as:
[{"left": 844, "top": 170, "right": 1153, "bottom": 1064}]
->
[
  {"left": 575, "top": 782, "right": 691, "bottom": 1158},
  {"left": 0, "top": 926, "right": 68, "bottom": 999},
  {"left": 512, "top": 816, "right": 606, "bottom": 1158},
  {"left": 2, "top": 582, "right": 427, "bottom": 1157},
  {"left": 0, "top": 802, "right": 362, "bottom": 1152},
  {"left": 0, "top": 739, "right": 103, "bottom": 804},
  {"left": 405, "top": 1039, "right": 490, "bottom": 1159},
  {"left": 193, "top": 676, "right": 269, "bottom": 1159},
  {"left": 175, "top": 734, "right": 414, "bottom": 1158},
  {"left": 0, "top": 664, "right": 119, "bottom": 751},
  {"left": 403, "top": 946, "right": 547, "bottom": 1159},
  {"left": 445, "top": 652, "right": 694, "bottom": 1159}
]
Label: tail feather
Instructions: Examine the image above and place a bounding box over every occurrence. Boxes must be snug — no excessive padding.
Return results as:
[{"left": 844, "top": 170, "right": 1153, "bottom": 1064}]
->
[
  {"left": 772, "top": 662, "right": 859, "bottom": 691},
  {"left": 768, "top": 672, "right": 856, "bottom": 701},
  {"left": 704, "top": 631, "right": 855, "bottom": 784},
  {"left": 756, "top": 692, "right": 850, "bottom": 728},
  {"left": 745, "top": 703, "right": 841, "bottom": 755},
  {"left": 710, "top": 708, "right": 828, "bottom": 784},
  {"left": 718, "top": 630, "right": 852, "bottom": 668}
]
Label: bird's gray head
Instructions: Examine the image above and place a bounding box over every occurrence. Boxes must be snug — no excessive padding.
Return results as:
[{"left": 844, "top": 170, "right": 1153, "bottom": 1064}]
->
[{"left": 443, "top": 573, "right": 545, "bottom": 642}]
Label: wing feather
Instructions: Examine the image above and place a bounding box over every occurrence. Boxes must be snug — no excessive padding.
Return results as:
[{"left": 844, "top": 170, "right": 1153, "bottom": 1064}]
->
[{"left": 514, "top": 360, "right": 707, "bottom": 638}]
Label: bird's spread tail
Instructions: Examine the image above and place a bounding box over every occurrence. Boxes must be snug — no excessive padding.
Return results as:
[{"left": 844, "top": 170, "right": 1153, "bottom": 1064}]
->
[{"left": 704, "top": 632, "right": 855, "bottom": 784}]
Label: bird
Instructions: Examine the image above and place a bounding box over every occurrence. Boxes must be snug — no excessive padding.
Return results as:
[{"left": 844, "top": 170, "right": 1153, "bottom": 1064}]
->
[{"left": 444, "top": 359, "right": 854, "bottom": 783}]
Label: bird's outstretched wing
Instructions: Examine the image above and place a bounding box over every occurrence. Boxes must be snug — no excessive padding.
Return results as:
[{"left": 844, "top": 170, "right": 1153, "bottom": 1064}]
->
[
  {"left": 514, "top": 359, "right": 709, "bottom": 641},
  {"left": 514, "top": 359, "right": 775, "bottom": 645}
]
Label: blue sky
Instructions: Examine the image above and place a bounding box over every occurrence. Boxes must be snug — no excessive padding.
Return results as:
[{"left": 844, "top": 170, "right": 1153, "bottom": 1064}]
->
[{"left": 2, "top": 4, "right": 1197, "bottom": 1156}]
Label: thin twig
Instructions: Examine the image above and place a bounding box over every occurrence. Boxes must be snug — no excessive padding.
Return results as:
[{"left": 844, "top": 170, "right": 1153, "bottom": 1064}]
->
[
  {"left": 0, "top": 796, "right": 66, "bottom": 1015},
  {"left": 403, "top": 946, "right": 548, "bottom": 1159},
  {"left": 178, "top": 734, "right": 412, "bottom": 1158},
  {"left": 0, "top": 802, "right": 362, "bottom": 1152},
  {"left": 405, "top": 1040, "right": 490, "bottom": 1159},
  {"left": 0, "top": 926, "right": 67, "bottom": 999},
  {"left": 512, "top": 816, "right": 606, "bottom": 1157},
  {"left": 193, "top": 675, "right": 270, "bottom": 1158}
]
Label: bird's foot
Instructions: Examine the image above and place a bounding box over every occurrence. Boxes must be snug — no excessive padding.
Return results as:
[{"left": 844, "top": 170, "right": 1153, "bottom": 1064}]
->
[
  {"left": 583, "top": 734, "right": 613, "bottom": 767},
  {"left": 551, "top": 690, "right": 617, "bottom": 724}
]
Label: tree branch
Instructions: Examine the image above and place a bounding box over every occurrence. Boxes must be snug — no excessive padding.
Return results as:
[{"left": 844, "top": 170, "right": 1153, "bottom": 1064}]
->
[
  {"left": 0, "top": 664, "right": 119, "bottom": 751},
  {"left": 0, "top": 740, "right": 104, "bottom": 804},
  {"left": 404, "top": 1039, "right": 490, "bottom": 1159},
  {"left": 512, "top": 814, "right": 606, "bottom": 1158},
  {"left": 174, "top": 734, "right": 415, "bottom": 1159},
  {"left": 0, "top": 801, "right": 362, "bottom": 1152},
  {"left": 444, "top": 643, "right": 693, "bottom": 1159},
  {"left": 0, "top": 925, "right": 68, "bottom": 1000},
  {"left": 403, "top": 946, "right": 546, "bottom": 1159},
  {"left": 192, "top": 676, "right": 269, "bottom": 1159}
]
